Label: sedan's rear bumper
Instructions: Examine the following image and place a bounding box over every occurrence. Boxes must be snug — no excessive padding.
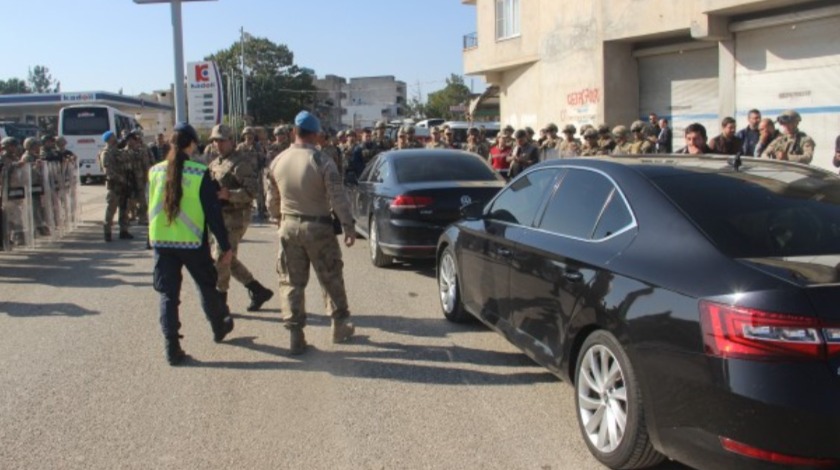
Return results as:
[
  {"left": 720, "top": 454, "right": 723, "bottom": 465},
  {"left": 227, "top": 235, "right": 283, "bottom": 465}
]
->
[{"left": 379, "top": 217, "right": 447, "bottom": 259}]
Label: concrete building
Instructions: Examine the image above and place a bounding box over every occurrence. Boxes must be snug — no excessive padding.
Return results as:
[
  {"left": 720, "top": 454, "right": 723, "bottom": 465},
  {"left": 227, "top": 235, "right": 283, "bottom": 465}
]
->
[
  {"left": 462, "top": 0, "right": 840, "bottom": 170},
  {"left": 345, "top": 76, "right": 408, "bottom": 129},
  {"left": 313, "top": 74, "right": 347, "bottom": 132}
]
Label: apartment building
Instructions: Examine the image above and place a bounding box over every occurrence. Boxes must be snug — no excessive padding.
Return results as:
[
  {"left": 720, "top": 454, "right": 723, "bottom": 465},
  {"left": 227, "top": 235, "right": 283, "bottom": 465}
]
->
[
  {"left": 313, "top": 75, "right": 408, "bottom": 130},
  {"left": 462, "top": 0, "right": 840, "bottom": 170}
]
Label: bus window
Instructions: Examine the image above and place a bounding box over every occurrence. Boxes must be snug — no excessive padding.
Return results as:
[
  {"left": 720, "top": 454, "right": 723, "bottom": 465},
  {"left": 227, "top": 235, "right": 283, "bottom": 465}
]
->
[{"left": 61, "top": 107, "right": 110, "bottom": 136}]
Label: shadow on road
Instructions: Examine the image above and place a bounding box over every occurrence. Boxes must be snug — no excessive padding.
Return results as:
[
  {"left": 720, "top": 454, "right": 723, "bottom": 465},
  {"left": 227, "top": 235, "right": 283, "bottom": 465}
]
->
[
  {"left": 187, "top": 333, "right": 555, "bottom": 386},
  {"left": 0, "top": 222, "right": 151, "bottom": 289},
  {"left": 381, "top": 259, "right": 436, "bottom": 278},
  {"left": 0, "top": 301, "right": 99, "bottom": 317}
]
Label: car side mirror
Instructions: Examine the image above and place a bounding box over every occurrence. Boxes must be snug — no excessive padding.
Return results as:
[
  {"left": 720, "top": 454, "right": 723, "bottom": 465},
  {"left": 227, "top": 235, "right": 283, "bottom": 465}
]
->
[{"left": 460, "top": 201, "right": 485, "bottom": 220}]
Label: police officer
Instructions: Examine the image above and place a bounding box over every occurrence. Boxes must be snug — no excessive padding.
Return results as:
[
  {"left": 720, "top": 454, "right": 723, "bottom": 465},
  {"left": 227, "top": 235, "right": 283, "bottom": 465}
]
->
[
  {"left": 207, "top": 124, "right": 274, "bottom": 311},
  {"left": 266, "top": 111, "right": 356, "bottom": 355},
  {"left": 100, "top": 131, "right": 133, "bottom": 241},
  {"left": 148, "top": 122, "right": 235, "bottom": 365},
  {"left": 763, "top": 110, "right": 815, "bottom": 164}
]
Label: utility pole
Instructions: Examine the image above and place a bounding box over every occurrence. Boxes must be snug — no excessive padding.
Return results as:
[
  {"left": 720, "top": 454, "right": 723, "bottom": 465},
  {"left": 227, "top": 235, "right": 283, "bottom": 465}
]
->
[{"left": 240, "top": 27, "right": 248, "bottom": 120}]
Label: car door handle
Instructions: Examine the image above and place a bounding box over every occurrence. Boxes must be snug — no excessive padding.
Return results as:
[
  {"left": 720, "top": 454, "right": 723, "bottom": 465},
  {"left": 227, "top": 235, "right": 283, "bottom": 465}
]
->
[
  {"left": 496, "top": 247, "right": 512, "bottom": 258},
  {"left": 564, "top": 270, "right": 583, "bottom": 282}
]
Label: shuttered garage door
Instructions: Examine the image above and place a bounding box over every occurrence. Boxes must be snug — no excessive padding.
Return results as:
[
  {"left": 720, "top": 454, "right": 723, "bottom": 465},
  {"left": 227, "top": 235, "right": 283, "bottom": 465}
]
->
[
  {"left": 735, "top": 14, "right": 840, "bottom": 170},
  {"left": 638, "top": 45, "right": 719, "bottom": 150}
]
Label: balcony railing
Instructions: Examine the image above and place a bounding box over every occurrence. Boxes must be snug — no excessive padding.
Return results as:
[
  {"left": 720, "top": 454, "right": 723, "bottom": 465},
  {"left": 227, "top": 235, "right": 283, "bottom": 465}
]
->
[{"left": 463, "top": 32, "right": 478, "bottom": 50}]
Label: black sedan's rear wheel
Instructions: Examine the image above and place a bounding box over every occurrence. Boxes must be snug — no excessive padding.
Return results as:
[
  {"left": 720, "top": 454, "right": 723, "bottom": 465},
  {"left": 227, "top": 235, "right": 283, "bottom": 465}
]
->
[
  {"left": 574, "top": 330, "right": 664, "bottom": 469},
  {"left": 369, "top": 216, "right": 393, "bottom": 267},
  {"left": 438, "top": 247, "right": 470, "bottom": 323}
]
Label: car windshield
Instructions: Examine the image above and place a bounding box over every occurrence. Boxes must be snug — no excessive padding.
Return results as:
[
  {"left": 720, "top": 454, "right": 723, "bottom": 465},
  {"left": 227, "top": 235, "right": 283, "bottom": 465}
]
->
[
  {"left": 394, "top": 154, "right": 499, "bottom": 183},
  {"left": 651, "top": 165, "right": 840, "bottom": 258},
  {"left": 62, "top": 107, "right": 109, "bottom": 136}
]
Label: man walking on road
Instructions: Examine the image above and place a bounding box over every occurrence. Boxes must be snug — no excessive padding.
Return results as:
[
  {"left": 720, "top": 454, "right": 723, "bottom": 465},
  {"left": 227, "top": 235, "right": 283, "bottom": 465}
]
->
[{"left": 266, "top": 111, "right": 356, "bottom": 355}]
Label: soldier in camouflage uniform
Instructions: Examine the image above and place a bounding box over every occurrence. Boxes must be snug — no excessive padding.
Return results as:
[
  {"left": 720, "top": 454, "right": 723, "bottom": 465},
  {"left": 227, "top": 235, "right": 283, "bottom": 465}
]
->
[
  {"left": 372, "top": 121, "right": 393, "bottom": 156},
  {"left": 207, "top": 124, "right": 274, "bottom": 311},
  {"left": 358, "top": 128, "right": 378, "bottom": 165},
  {"left": 320, "top": 131, "right": 344, "bottom": 174},
  {"left": 539, "top": 123, "right": 562, "bottom": 160},
  {"left": 611, "top": 126, "right": 633, "bottom": 155},
  {"left": 597, "top": 124, "right": 616, "bottom": 154},
  {"left": 580, "top": 128, "right": 603, "bottom": 156},
  {"left": 237, "top": 127, "right": 268, "bottom": 219},
  {"left": 124, "top": 132, "right": 151, "bottom": 224},
  {"left": 394, "top": 126, "right": 415, "bottom": 150},
  {"left": 629, "top": 120, "right": 654, "bottom": 154},
  {"left": 442, "top": 127, "right": 457, "bottom": 149},
  {"left": 1, "top": 138, "right": 25, "bottom": 246},
  {"left": 406, "top": 126, "right": 424, "bottom": 149},
  {"left": 762, "top": 109, "right": 815, "bottom": 164},
  {"left": 559, "top": 124, "right": 581, "bottom": 157},
  {"left": 266, "top": 111, "right": 356, "bottom": 355},
  {"left": 426, "top": 126, "right": 448, "bottom": 149},
  {"left": 267, "top": 125, "right": 291, "bottom": 165},
  {"left": 100, "top": 131, "right": 132, "bottom": 241},
  {"left": 463, "top": 127, "right": 490, "bottom": 159}
]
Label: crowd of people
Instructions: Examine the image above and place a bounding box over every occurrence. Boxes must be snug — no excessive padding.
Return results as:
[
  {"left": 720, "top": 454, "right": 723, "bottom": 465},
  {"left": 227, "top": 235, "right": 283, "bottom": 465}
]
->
[{"left": 0, "top": 134, "right": 81, "bottom": 250}]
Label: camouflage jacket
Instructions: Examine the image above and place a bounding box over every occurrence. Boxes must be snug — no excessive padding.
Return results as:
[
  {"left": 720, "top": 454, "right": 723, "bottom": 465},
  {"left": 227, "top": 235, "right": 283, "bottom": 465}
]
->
[
  {"left": 208, "top": 149, "right": 259, "bottom": 209},
  {"left": 762, "top": 131, "right": 815, "bottom": 164}
]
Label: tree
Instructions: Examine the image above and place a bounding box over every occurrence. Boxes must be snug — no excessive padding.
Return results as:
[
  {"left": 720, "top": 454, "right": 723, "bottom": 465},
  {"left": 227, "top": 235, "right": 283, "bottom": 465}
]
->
[
  {"left": 206, "top": 36, "right": 317, "bottom": 125},
  {"left": 0, "top": 78, "right": 29, "bottom": 95},
  {"left": 27, "top": 65, "right": 59, "bottom": 93},
  {"left": 404, "top": 96, "right": 427, "bottom": 119},
  {"left": 424, "top": 74, "right": 473, "bottom": 120}
]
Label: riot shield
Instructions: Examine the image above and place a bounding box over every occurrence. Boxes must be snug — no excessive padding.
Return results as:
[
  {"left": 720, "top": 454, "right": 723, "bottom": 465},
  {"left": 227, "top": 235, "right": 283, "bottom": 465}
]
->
[
  {"left": 47, "top": 161, "right": 67, "bottom": 236},
  {"left": 64, "top": 158, "right": 81, "bottom": 229},
  {"left": 2, "top": 162, "right": 34, "bottom": 249},
  {"left": 30, "top": 160, "right": 56, "bottom": 243}
]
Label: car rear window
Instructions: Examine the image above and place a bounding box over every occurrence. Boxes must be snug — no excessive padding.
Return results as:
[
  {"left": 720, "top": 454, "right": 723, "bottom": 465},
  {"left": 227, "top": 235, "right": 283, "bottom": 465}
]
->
[
  {"left": 394, "top": 154, "right": 498, "bottom": 183},
  {"left": 62, "top": 107, "right": 109, "bottom": 136},
  {"left": 650, "top": 166, "right": 840, "bottom": 258}
]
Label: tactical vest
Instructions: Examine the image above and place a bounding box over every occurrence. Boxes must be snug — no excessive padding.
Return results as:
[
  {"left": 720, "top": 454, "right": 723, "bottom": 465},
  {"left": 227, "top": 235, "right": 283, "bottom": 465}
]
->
[{"left": 148, "top": 160, "right": 206, "bottom": 249}]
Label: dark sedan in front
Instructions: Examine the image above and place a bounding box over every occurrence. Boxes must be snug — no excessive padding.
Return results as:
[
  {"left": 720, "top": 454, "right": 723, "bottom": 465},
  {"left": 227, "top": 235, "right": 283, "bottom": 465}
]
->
[
  {"left": 349, "top": 149, "right": 504, "bottom": 267},
  {"left": 436, "top": 156, "right": 840, "bottom": 470}
]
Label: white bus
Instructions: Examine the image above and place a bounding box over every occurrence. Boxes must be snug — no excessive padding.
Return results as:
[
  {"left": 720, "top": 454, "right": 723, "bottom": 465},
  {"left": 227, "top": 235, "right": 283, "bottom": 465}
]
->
[{"left": 58, "top": 105, "right": 140, "bottom": 184}]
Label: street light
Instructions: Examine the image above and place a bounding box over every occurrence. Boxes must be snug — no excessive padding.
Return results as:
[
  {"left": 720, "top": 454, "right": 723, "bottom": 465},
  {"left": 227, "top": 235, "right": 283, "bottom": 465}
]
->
[{"left": 133, "top": 0, "right": 217, "bottom": 123}]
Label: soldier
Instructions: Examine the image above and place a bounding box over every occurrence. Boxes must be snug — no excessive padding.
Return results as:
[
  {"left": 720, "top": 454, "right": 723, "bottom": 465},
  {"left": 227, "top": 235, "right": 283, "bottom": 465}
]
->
[
  {"left": 372, "top": 120, "right": 393, "bottom": 156},
  {"left": 237, "top": 126, "right": 268, "bottom": 219},
  {"left": 265, "top": 111, "right": 356, "bottom": 355},
  {"left": 149, "top": 133, "right": 171, "bottom": 164},
  {"left": 1, "top": 137, "right": 26, "bottom": 246},
  {"left": 406, "top": 126, "right": 424, "bottom": 149},
  {"left": 462, "top": 127, "right": 483, "bottom": 156},
  {"left": 41, "top": 135, "right": 60, "bottom": 162},
  {"left": 611, "top": 126, "right": 633, "bottom": 155},
  {"left": 426, "top": 126, "right": 448, "bottom": 149},
  {"left": 559, "top": 124, "right": 581, "bottom": 157},
  {"left": 540, "top": 123, "right": 562, "bottom": 160},
  {"left": 442, "top": 127, "right": 457, "bottom": 149},
  {"left": 207, "top": 124, "right": 274, "bottom": 311},
  {"left": 580, "top": 128, "right": 603, "bottom": 156},
  {"left": 762, "top": 110, "right": 815, "bottom": 164},
  {"left": 597, "top": 124, "right": 616, "bottom": 154},
  {"left": 629, "top": 121, "right": 654, "bottom": 154},
  {"left": 343, "top": 130, "right": 365, "bottom": 185},
  {"left": 358, "top": 128, "right": 378, "bottom": 165},
  {"left": 525, "top": 126, "right": 536, "bottom": 145},
  {"left": 21, "top": 137, "right": 52, "bottom": 237},
  {"left": 320, "top": 131, "right": 344, "bottom": 174},
  {"left": 267, "top": 125, "right": 291, "bottom": 165},
  {"left": 123, "top": 132, "right": 150, "bottom": 225},
  {"left": 100, "top": 131, "right": 133, "bottom": 241},
  {"left": 394, "top": 126, "right": 414, "bottom": 150}
]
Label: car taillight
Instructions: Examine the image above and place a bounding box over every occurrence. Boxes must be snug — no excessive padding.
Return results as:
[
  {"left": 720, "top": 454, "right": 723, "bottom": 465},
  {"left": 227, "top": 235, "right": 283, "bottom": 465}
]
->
[
  {"left": 390, "top": 195, "right": 434, "bottom": 209},
  {"left": 699, "top": 300, "right": 840, "bottom": 360},
  {"left": 720, "top": 437, "right": 839, "bottom": 468}
]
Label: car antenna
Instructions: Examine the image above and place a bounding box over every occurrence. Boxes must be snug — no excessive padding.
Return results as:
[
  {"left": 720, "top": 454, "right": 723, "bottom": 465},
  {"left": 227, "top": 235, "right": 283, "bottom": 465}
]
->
[{"left": 730, "top": 152, "right": 743, "bottom": 171}]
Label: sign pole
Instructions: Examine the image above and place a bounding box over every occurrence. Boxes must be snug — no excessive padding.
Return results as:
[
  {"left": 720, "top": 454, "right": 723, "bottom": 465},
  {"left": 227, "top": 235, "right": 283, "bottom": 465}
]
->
[{"left": 171, "top": 0, "right": 186, "bottom": 123}]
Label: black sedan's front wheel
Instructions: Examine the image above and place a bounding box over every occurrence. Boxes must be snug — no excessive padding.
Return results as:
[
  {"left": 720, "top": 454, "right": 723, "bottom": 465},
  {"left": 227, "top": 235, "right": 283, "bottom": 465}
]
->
[
  {"left": 574, "top": 330, "right": 664, "bottom": 469},
  {"left": 438, "top": 247, "right": 470, "bottom": 323}
]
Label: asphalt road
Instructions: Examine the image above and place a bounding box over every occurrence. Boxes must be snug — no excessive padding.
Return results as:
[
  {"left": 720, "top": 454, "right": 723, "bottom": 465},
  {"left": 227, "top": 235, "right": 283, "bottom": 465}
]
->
[{"left": 0, "top": 184, "right": 691, "bottom": 470}]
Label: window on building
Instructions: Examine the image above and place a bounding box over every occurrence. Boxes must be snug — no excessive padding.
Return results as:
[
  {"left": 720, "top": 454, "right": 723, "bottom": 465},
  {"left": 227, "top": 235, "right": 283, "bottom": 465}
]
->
[{"left": 495, "top": 0, "right": 520, "bottom": 40}]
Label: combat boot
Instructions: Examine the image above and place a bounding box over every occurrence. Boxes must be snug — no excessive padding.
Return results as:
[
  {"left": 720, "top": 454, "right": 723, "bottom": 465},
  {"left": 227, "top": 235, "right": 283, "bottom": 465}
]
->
[
  {"left": 246, "top": 280, "right": 274, "bottom": 312},
  {"left": 165, "top": 335, "right": 187, "bottom": 366},
  {"left": 104, "top": 226, "right": 112, "bottom": 242},
  {"left": 331, "top": 319, "right": 355, "bottom": 343},
  {"left": 289, "top": 328, "right": 307, "bottom": 355},
  {"left": 212, "top": 315, "right": 234, "bottom": 343},
  {"left": 119, "top": 230, "right": 134, "bottom": 240}
]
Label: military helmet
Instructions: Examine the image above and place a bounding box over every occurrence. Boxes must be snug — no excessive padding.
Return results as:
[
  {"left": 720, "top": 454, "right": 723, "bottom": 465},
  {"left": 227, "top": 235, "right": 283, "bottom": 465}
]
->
[
  {"left": 337, "top": 130, "right": 346, "bottom": 138},
  {"left": 40, "top": 134, "right": 56, "bottom": 144},
  {"left": 503, "top": 124, "right": 515, "bottom": 134},
  {"left": 273, "top": 125, "right": 287, "bottom": 136},
  {"left": 612, "top": 125, "right": 629, "bottom": 137},
  {"left": 23, "top": 137, "right": 40, "bottom": 150},
  {"left": 630, "top": 120, "right": 647, "bottom": 133},
  {"left": 562, "top": 124, "right": 576, "bottom": 134},
  {"left": 1, "top": 136, "right": 18, "bottom": 147},
  {"left": 597, "top": 124, "right": 610, "bottom": 135},
  {"left": 468, "top": 127, "right": 479, "bottom": 135},
  {"left": 583, "top": 128, "right": 598, "bottom": 139},
  {"left": 397, "top": 126, "right": 408, "bottom": 136},
  {"left": 345, "top": 128, "right": 356, "bottom": 137},
  {"left": 241, "top": 126, "right": 255, "bottom": 136},
  {"left": 374, "top": 121, "right": 386, "bottom": 129},
  {"left": 545, "top": 123, "right": 559, "bottom": 133},
  {"left": 56, "top": 136, "right": 67, "bottom": 145},
  {"left": 777, "top": 109, "right": 802, "bottom": 124},
  {"left": 524, "top": 126, "right": 535, "bottom": 135}
]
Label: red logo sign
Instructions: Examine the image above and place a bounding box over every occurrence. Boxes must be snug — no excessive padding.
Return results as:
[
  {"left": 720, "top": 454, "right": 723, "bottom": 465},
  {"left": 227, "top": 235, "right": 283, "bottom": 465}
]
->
[{"left": 195, "top": 64, "right": 209, "bottom": 82}]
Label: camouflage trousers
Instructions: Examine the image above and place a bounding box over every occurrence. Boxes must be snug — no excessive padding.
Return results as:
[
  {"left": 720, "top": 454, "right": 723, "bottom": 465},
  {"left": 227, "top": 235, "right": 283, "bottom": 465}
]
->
[
  {"left": 276, "top": 218, "right": 349, "bottom": 330},
  {"left": 104, "top": 189, "right": 129, "bottom": 231},
  {"left": 212, "top": 208, "right": 255, "bottom": 293}
]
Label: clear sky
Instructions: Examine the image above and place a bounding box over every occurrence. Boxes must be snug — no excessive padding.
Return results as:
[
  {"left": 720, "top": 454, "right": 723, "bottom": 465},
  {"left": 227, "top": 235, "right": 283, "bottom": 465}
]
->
[{"left": 0, "top": 0, "right": 482, "bottom": 100}]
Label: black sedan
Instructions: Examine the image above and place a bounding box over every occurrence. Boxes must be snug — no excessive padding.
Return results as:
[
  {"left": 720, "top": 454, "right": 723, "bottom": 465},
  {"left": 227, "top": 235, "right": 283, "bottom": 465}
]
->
[
  {"left": 349, "top": 149, "right": 505, "bottom": 267},
  {"left": 436, "top": 156, "right": 840, "bottom": 470}
]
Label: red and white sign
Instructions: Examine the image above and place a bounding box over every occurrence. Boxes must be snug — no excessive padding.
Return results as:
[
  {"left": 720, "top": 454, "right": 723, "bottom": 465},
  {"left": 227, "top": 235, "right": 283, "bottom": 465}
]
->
[{"left": 186, "top": 61, "right": 223, "bottom": 127}]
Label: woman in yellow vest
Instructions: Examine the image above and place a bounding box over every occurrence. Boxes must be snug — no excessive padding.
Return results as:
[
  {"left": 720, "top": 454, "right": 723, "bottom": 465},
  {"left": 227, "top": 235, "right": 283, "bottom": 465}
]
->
[{"left": 148, "top": 122, "right": 235, "bottom": 365}]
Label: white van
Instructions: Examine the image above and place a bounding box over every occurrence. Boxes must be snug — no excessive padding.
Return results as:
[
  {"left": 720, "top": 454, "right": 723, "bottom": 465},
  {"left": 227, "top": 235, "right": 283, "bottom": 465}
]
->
[{"left": 59, "top": 105, "right": 140, "bottom": 184}]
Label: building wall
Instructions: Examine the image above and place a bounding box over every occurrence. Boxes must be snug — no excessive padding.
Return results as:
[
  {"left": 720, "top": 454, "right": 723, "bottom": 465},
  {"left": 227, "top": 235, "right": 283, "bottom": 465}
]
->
[
  {"left": 463, "top": 0, "right": 840, "bottom": 169},
  {"left": 342, "top": 76, "right": 408, "bottom": 128}
]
